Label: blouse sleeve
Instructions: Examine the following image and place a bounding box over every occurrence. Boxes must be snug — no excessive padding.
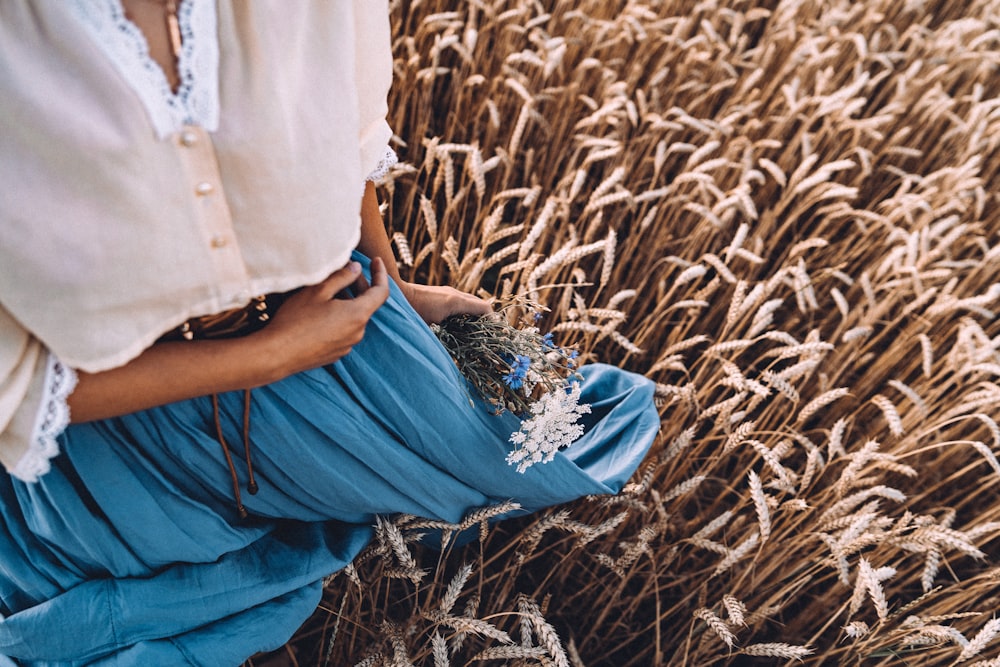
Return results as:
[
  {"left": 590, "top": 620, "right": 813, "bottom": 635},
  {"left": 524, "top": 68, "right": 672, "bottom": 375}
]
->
[
  {"left": 365, "top": 146, "right": 398, "bottom": 182},
  {"left": 0, "top": 304, "right": 77, "bottom": 482}
]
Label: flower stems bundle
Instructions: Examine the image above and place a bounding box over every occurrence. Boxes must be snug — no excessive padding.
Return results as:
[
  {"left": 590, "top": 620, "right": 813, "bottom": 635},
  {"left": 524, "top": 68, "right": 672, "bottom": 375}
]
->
[
  {"left": 431, "top": 298, "right": 576, "bottom": 414},
  {"left": 432, "top": 297, "right": 591, "bottom": 472}
]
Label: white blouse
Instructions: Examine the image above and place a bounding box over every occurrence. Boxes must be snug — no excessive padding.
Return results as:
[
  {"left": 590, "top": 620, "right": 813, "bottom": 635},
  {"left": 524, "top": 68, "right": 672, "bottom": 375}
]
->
[{"left": 0, "top": 0, "right": 396, "bottom": 480}]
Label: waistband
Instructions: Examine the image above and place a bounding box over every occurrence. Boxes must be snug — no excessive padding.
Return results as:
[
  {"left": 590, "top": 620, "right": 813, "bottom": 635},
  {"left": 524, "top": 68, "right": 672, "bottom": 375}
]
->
[{"left": 158, "top": 292, "right": 291, "bottom": 343}]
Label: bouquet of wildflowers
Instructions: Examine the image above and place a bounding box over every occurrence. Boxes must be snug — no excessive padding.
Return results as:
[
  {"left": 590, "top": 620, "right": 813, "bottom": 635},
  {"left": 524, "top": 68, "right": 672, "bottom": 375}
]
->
[{"left": 431, "top": 297, "right": 591, "bottom": 473}]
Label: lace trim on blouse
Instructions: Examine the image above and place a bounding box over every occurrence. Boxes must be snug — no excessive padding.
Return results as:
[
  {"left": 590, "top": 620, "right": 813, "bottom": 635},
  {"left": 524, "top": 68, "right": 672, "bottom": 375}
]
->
[
  {"left": 68, "top": 0, "right": 220, "bottom": 139},
  {"left": 10, "top": 7, "right": 391, "bottom": 482},
  {"left": 11, "top": 355, "right": 78, "bottom": 483},
  {"left": 366, "top": 147, "right": 399, "bottom": 182}
]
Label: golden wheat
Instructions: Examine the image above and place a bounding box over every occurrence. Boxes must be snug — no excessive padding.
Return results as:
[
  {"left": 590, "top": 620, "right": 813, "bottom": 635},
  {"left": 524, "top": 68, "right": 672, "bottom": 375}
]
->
[{"left": 267, "top": 0, "right": 1000, "bottom": 665}]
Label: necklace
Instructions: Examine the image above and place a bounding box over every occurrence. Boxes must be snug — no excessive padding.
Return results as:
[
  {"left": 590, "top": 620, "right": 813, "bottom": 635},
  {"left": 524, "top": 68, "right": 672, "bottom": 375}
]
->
[
  {"left": 132, "top": 0, "right": 182, "bottom": 61},
  {"left": 164, "top": 0, "right": 182, "bottom": 61}
]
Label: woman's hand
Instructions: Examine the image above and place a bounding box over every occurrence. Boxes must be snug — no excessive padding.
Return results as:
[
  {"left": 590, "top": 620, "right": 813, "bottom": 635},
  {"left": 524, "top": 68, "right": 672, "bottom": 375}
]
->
[
  {"left": 258, "top": 258, "right": 390, "bottom": 376},
  {"left": 69, "top": 259, "right": 390, "bottom": 423},
  {"left": 354, "top": 181, "right": 489, "bottom": 324},
  {"left": 399, "top": 282, "right": 492, "bottom": 324}
]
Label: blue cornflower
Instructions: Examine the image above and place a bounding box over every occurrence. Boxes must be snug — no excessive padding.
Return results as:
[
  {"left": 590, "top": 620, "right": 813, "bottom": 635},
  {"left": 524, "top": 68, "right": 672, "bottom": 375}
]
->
[
  {"left": 542, "top": 332, "right": 555, "bottom": 349},
  {"left": 503, "top": 354, "right": 531, "bottom": 389}
]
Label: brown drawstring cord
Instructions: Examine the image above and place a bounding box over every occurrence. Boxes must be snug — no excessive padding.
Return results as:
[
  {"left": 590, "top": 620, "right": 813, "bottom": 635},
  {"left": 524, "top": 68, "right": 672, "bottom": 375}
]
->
[
  {"left": 164, "top": 294, "right": 278, "bottom": 520},
  {"left": 211, "top": 390, "right": 258, "bottom": 519},
  {"left": 242, "top": 388, "right": 259, "bottom": 495}
]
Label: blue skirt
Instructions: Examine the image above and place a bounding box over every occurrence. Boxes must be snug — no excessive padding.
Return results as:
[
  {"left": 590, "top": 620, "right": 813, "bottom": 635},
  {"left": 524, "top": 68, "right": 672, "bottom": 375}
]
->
[{"left": 0, "top": 254, "right": 659, "bottom": 666}]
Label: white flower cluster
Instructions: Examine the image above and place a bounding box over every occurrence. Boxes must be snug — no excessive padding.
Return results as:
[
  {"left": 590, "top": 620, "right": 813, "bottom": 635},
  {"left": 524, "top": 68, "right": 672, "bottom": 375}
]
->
[{"left": 507, "top": 382, "right": 592, "bottom": 473}]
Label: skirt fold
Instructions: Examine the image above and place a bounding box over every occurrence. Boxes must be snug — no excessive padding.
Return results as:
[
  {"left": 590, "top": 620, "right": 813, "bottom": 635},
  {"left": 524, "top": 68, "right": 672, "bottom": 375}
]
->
[{"left": 0, "top": 253, "right": 659, "bottom": 665}]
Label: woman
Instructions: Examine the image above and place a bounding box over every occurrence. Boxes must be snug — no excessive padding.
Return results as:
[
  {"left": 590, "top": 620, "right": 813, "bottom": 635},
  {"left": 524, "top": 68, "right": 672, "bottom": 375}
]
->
[{"left": 0, "top": 2, "right": 659, "bottom": 664}]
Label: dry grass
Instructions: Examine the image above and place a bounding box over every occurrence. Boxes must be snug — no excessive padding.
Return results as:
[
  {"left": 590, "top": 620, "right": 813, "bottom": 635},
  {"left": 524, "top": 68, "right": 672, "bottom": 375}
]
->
[{"left": 275, "top": 1, "right": 1000, "bottom": 664}]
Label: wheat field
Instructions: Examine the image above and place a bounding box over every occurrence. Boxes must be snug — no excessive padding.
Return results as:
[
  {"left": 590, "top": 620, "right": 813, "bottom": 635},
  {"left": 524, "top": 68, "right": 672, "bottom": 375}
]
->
[{"left": 273, "top": 1, "right": 1000, "bottom": 665}]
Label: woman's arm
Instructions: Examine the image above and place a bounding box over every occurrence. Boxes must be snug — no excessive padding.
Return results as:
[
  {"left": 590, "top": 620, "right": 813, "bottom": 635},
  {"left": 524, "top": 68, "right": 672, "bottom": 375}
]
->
[
  {"left": 356, "top": 181, "right": 407, "bottom": 284},
  {"left": 356, "top": 181, "right": 491, "bottom": 323},
  {"left": 68, "top": 181, "right": 487, "bottom": 424},
  {"left": 67, "top": 259, "right": 390, "bottom": 423}
]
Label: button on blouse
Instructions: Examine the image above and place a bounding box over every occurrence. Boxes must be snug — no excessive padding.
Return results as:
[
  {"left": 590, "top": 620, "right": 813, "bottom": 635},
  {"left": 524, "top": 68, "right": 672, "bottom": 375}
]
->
[{"left": 0, "top": 1, "right": 395, "bottom": 481}]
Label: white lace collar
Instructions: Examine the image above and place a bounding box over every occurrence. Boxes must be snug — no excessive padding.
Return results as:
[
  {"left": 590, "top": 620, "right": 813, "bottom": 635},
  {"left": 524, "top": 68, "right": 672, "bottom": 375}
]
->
[{"left": 69, "top": 0, "right": 220, "bottom": 139}]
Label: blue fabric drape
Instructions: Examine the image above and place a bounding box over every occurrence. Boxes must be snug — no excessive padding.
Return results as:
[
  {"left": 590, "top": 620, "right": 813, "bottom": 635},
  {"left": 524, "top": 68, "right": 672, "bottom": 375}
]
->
[{"left": 0, "top": 253, "right": 659, "bottom": 665}]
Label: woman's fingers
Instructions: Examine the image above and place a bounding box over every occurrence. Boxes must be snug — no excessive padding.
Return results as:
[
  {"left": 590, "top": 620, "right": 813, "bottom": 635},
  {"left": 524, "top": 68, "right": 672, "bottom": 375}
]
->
[
  {"left": 252, "top": 257, "right": 398, "bottom": 378},
  {"left": 314, "top": 261, "right": 364, "bottom": 300},
  {"left": 313, "top": 258, "right": 390, "bottom": 307},
  {"left": 455, "top": 291, "right": 492, "bottom": 317},
  {"left": 350, "top": 271, "right": 370, "bottom": 297},
  {"left": 401, "top": 283, "right": 492, "bottom": 323},
  {"left": 354, "top": 257, "right": 390, "bottom": 314}
]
